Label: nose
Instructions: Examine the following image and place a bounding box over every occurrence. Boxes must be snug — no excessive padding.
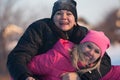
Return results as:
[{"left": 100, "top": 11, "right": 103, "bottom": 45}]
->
[
  {"left": 85, "top": 50, "right": 94, "bottom": 59},
  {"left": 61, "top": 13, "right": 67, "bottom": 19},
  {"left": 89, "top": 50, "right": 94, "bottom": 56}
]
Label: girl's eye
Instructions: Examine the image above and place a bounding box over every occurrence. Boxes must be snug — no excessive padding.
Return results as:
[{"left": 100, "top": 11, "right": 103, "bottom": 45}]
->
[
  {"left": 87, "top": 45, "right": 92, "bottom": 49},
  {"left": 95, "top": 50, "right": 100, "bottom": 54}
]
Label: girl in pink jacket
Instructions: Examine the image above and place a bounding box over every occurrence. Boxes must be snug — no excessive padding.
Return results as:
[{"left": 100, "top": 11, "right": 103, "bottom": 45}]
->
[
  {"left": 28, "top": 38, "right": 75, "bottom": 80},
  {"left": 27, "top": 30, "right": 120, "bottom": 80},
  {"left": 71, "top": 30, "right": 120, "bottom": 80}
]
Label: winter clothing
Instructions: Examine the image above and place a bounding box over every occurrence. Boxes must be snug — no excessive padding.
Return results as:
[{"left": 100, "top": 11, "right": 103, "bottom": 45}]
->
[
  {"left": 80, "top": 30, "right": 120, "bottom": 80},
  {"left": 27, "top": 37, "right": 114, "bottom": 80},
  {"left": 6, "top": 18, "right": 111, "bottom": 80},
  {"left": 51, "top": 0, "right": 77, "bottom": 22},
  {"left": 7, "top": 18, "right": 90, "bottom": 80},
  {"left": 7, "top": 18, "right": 111, "bottom": 80},
  {"left": 80, "top": 30, "right": 110, "bottom": 57},
  {"left": 28, "top": 39, "right": 75, "bottom": 80},
  {"left": 7, "top": 0, "right": 112, "bottom": 79},
  {"left": 101, "top": 66, "right": 120, "bottom": 80}
]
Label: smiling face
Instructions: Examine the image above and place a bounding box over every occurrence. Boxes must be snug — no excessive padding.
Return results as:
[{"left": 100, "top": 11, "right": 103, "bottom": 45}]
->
[
  {"left": 53, "top": 10, "right": 76, "bottom": 31},
  {"left": 80, "top": 42, "right": 101, "bottom": 66}
]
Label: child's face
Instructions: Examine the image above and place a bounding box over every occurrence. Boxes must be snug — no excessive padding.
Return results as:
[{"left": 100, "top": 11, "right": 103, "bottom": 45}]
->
[{"left": 81, "top": 42, "right": 101, "bottom": 66}]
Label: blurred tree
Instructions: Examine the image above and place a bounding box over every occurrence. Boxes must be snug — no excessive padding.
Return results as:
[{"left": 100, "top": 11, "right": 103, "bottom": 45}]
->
[
  {"left": 0, "top": 0, "right": 26, "bottom": 31},
  {"left": 1, "top": 0, "right": 16, "bottom": 30},
  {"left": 93, "top": 9, "right": 120, "bottom": 44},
  {"left": 0, "top": 0, "right": 24, "bottom": 76},
  {"left": 78, "top": 17, "right": 93, "bottom": 29}
]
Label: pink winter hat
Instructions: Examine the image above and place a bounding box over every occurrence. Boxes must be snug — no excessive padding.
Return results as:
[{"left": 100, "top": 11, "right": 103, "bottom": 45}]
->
[{"left": 80, "top": 30, "right": 110, "bottom": 57}]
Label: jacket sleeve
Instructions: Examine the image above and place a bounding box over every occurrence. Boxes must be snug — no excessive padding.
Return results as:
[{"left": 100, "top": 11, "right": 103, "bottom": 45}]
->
[
  {"left": 27, "top": 53, "right": 53, "bottom": 75},
  {"left": 7, "top": 20, "right": 46, "bottom": 80},
  {"left": 100, "top": 52, "right": 111, "bottom": 76},
  {"left": 27, "top": 55, "right": 46, "bottom": 75}
]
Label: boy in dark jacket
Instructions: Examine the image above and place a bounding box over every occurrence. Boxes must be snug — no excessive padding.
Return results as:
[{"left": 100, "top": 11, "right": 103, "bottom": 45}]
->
[{"left": 7, "top": 0, "right": 111, "bottom": 80}]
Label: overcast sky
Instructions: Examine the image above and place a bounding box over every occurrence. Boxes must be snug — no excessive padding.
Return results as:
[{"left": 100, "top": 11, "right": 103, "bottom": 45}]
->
[{"left": 77, "top": 0, "right": 120, "bottom": 25}]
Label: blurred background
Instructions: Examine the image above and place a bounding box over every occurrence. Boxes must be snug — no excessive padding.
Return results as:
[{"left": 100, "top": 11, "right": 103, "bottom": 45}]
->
[{"left": 0, "top": 0, "right": 120, "bottom": 80}]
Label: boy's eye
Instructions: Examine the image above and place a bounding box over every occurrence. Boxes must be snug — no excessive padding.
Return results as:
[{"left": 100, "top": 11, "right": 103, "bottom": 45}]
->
[
  {"left": 66, "top": 12, "right": 72, "bottom": 15},
  {"left": 56, "top": 12, "right": 61, "bottom": 15},
  {"left": 55, "top": 11, "right": 73, "bottom": 16}
]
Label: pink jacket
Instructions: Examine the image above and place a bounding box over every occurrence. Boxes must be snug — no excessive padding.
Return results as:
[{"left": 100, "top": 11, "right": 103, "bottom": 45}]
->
[
  {"left": 101, "top": 65, "right": 120, "bottom": 80},
  {"left": 28, "top": 39, "right": 120, "bottom": 80},
  {"left": 28, "top": 39, "right": 76, "bottom": 80}
]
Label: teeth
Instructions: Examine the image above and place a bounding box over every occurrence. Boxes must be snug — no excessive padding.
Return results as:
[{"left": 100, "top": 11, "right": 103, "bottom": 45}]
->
[
  {"left": 60, "top": 21, "right": 68, "bottom": 24},
  {"left": 60, "top": 23, "right": 68, "bottom": 25}
]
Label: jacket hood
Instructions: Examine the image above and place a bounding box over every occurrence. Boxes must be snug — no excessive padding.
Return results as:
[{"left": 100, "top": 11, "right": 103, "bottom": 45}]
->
[{"left": 53, "top": 39, "right": 74, "bottom": 58}]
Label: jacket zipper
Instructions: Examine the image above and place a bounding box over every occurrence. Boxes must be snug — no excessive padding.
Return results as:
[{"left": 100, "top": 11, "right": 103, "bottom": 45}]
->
[{"left": 65, "top": 32, "right": 69, "bottom": 39}]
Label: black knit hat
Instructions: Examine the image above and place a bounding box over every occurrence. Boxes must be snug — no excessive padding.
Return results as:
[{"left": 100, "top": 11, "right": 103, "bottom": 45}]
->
[{"left": 51, "top": 0, "right": 78, "bottom": 22}]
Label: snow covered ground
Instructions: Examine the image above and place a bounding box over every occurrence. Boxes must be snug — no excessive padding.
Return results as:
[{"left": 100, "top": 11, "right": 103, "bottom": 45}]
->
[{"left": 106, "top": 44, "right": 120, "bottom": 65}]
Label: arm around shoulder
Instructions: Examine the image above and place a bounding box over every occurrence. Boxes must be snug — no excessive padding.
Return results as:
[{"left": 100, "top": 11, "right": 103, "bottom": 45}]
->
[{"left": 7, "top": 19, "right": 47, "bottom": 80}]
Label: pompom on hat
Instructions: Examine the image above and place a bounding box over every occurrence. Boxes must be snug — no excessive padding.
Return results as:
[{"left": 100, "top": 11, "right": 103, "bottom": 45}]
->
[
  {"left": 51, "top": 0, "right": 78, "bottom": 22},
  {"left": 80, "top": 30, "right": 110, "bottom": 57}
]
